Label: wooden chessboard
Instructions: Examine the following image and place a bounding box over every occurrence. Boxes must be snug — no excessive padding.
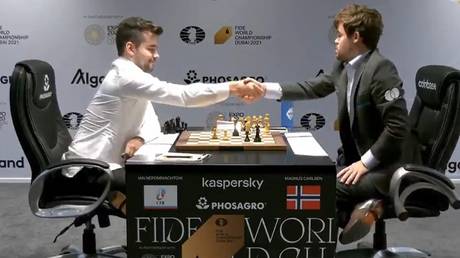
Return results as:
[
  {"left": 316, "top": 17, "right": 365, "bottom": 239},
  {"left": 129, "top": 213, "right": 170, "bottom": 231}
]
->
[{"left": 174, "top": 130, "right": 287, "bottom": 151}]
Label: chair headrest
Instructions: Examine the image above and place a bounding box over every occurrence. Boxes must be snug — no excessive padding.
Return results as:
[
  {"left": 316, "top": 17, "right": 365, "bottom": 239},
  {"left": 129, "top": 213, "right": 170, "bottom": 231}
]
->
[
  {"left": 16, "top": 60, "right": 55, "bottom": 109},
  {"left": 415, "top": 65, "right": 460, "bottom": 109}
]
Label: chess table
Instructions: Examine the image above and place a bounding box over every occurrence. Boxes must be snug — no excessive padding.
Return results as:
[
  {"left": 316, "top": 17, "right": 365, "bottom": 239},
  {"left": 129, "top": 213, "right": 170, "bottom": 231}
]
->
[
  {"left": 174, "top": 130, "right": 288, "bottom": 151},
  {"left": 125, "top": 132, "right": 337, "bottom": 258}
]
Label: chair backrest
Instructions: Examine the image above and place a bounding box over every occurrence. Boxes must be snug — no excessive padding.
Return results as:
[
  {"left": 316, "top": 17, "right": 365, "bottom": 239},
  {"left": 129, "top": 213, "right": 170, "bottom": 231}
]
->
[
  {"left": 409, "top": 65, "right": 460, "bottom": 172},
  {"left": 9, "top": 60, "right": 72, "bottom": 181}
]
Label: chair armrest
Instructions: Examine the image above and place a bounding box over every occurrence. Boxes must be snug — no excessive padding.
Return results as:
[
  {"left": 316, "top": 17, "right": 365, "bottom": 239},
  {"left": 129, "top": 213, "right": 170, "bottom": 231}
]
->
[
  {"left": 45, "top": 158, "right": 109, "bottom": 171},
  {"left": 29, "top": 159, "right": 113, "bottom": 219},
  {"left": 389, "top": 165, "right": 460, "bottom": 221},
  {"left": 403, "top": 164, "right": 455, "bottom": 189}
]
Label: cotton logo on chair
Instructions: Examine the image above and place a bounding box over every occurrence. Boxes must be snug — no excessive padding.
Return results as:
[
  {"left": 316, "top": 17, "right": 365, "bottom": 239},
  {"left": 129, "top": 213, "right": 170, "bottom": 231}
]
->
[{"left": 384, "top": 88, "right": 400, "bottom": 102}]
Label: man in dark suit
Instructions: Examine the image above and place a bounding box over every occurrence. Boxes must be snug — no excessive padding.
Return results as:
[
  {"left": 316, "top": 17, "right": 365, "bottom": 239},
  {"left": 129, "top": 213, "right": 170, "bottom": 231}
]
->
[{"left": 247, "top": 4, "right": 421, "bottom": 243}]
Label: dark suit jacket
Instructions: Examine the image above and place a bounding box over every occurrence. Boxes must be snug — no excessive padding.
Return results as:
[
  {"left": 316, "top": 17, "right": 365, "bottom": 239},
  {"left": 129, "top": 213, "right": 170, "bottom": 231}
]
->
[{"left": 280, "top": 50, "right": 421, "bottom": 169}]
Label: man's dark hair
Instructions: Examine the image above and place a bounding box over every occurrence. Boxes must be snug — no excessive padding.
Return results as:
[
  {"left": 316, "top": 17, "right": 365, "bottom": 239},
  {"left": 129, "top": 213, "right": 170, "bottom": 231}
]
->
[
  {"left": 334, "top": 4, "right": 383, "bottom": 50},
  {"left": 115, "top": 17, "right": 163, "bottom": 56}
]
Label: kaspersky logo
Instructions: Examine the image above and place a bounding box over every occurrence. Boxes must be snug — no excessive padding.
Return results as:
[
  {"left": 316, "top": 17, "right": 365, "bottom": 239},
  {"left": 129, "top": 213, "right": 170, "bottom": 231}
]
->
[
  {"left": 214, "top": 26, "right": 233, "bottom": 44},
  {"left": 180, "top": 26, "right": 205, "bottom": 45}
]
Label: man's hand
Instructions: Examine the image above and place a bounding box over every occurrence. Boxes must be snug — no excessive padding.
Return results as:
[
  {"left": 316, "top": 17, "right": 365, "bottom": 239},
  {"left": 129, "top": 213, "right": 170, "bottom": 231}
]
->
[
  {"left": 337, "top": 160, "right": 369, "bottom": 185},
  {"left": 122, "top": 136, "right": 145, "bottom": 160},
  {"left": 229, "top": 78, "right": 266, "bottom": 103}
]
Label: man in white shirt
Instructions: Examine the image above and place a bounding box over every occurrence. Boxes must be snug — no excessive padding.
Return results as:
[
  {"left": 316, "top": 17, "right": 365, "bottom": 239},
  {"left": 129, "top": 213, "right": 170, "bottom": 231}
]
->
[{"left": 62, "top": 17, "right": 264, "bottom": 214}]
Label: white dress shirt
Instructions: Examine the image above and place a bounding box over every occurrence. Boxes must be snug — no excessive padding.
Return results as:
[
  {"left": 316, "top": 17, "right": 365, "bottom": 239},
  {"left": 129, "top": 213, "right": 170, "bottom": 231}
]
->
[{"left": 63, "top": 57, "right": 230, "bottom": 172}]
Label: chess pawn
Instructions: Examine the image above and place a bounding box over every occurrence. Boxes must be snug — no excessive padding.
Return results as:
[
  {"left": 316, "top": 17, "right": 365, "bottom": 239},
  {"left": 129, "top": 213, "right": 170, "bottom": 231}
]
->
[
  {"left": 264, "top": 117, "right": 271, "bottom": 135},
  {"left": 244, "top": 129, "right": 251, "bottom": 142},
  {"left": 223, "top": 130, "right": 229, "bottom": 141},
  {"left": 264, "top": 121, "right": 271, "bottom": 135},
  {"left": 211, "top": 127, "right": 218, "bottom": 140}
]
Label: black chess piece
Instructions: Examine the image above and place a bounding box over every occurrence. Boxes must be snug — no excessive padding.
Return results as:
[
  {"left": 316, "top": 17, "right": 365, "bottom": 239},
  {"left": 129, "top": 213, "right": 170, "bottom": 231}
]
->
[
  {"left": 244, "top": 130, "right": 250, "bottom": 142},
  {"left": 232, "top": 116, "right": 239, "bottom": 136},
  {"left": 253, "top": 124, "right": 262, "bottom": 142}
]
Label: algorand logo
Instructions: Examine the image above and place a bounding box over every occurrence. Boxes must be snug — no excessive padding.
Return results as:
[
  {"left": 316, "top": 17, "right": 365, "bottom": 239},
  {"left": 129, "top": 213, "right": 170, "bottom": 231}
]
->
[
  {"left": 195, "top": 197, "right": 266, "bottom": 211},
  {"left": 71, "top": 69, "right": 105, "bottom": 88},
  {"left": 201, "top": 177, "right": 264, "bottom": 190},
  {"left": 184, "top": 70, "right": 265, "bottom": 84},
  {"left": 180, "top": 26, "right": 205, "bottom": 44},
  {"left": 418, "top": 80, "right": 437, "bottom": 90},
  {"left": 300, "top": 113, "right": 326, "bottom": 131}
]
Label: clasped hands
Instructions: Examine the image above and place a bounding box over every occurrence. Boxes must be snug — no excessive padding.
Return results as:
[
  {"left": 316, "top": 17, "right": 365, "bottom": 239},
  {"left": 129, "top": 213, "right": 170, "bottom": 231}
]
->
[{"left": 230, "top": 78, "right": 266, "bottom": 103}]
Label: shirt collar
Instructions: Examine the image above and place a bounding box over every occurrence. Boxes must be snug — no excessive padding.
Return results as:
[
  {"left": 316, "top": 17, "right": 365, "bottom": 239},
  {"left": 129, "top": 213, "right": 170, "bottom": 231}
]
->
[
  {"left": 346, "top": 51, "right": 370, "bottom": 69},
  {"left": 112, "top": 57, "right": 143, "bottom": 73}
]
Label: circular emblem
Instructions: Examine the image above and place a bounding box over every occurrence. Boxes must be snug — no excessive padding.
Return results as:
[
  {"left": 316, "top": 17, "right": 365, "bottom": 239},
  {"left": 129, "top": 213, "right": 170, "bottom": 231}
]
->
[
  {"left": 300, "top": 113, "right": 326, "bottom": 131},
  {"left": 63, "top": 112, "right": 83, "bottom": 130},
  {"left": 180, "top": 26, "right": 206, "bottom": 44},
  {"left": 85, "top": 24, "right": 105, "bottom": 46},
  {"left": 215, "top": 217, "right": 228, "bottom": 227},
  {"left": 384, "top": 88, "right": 400, "bottom": 102}
]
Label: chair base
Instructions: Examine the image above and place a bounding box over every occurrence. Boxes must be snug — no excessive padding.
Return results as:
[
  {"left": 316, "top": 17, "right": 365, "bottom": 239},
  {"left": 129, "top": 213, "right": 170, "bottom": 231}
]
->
[
  {"left": 336, "top": 246, "right": 430, "bottom": 258},
  {"left": 50, "top": 244, "right": 127, "bottom": 258}
]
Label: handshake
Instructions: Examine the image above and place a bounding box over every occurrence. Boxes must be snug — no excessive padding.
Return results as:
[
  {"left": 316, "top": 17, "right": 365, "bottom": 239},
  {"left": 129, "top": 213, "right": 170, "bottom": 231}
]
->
[{"left": 229, "top": 78, "right": 266, "bottom": 103}]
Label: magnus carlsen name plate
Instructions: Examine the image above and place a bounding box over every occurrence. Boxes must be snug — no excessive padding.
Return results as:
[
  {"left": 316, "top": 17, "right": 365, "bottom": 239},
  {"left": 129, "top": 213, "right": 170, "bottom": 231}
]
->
[{"left": 126, "top": 167, "right": 337, "bottom": 258}]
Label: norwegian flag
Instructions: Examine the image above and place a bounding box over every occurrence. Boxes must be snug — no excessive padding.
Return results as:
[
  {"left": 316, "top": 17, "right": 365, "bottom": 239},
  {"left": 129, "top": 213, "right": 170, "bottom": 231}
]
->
[{"left": 286, "top": 185, "right": 321, "bottom": 210}]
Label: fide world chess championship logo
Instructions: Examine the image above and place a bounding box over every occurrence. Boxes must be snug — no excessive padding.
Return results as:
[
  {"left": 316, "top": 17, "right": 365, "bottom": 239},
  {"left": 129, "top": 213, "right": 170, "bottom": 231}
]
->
[
  {"left": 300, "top": 113, "right": 326, "bottom": 131},
  {"left": 180, "top": 26, "right": 206, "bottom": 45}
]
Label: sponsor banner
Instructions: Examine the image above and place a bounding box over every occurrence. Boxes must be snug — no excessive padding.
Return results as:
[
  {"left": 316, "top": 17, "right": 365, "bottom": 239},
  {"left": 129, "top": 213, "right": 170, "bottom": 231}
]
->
[{"left": 127, "top": 168, "right": 336, "bottom": 258}]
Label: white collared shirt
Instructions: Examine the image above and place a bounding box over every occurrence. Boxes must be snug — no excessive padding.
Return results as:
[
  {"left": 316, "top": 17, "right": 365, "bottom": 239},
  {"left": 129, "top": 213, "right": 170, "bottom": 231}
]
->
[{"left": 63, "top": 57, "right": 229, "bottom": 171}]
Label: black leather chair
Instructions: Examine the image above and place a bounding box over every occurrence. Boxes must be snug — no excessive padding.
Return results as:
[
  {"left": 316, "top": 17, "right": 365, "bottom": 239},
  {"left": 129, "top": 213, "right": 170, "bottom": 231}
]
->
[
  {"left": 336, "top": 65, "right": 460, "bottom": 258},
  {"left": 9, "top": 60, "right": 126, "bottom": 257}
]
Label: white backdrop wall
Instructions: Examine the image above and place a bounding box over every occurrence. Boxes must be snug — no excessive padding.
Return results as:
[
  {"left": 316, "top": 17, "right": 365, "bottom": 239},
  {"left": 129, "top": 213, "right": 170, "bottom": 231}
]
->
[{"left": 1, "top": 0, "right": 459, "bottom": 182}]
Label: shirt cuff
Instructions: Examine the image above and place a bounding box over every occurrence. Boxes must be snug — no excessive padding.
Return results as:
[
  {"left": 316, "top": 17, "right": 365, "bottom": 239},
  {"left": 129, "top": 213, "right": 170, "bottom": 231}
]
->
[
  {"left": 213, "top": 82, "right": 229, "bottom": 100},
  {"left": 361, "top": 150, "right": 380, "bottom": 170},
  {"left": 264, "top": 82, "right": 283, "bottom": 100}
]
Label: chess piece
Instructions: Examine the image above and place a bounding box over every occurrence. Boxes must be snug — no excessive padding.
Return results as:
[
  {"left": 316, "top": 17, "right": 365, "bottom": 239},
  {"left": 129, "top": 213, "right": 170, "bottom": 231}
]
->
[
  {"left": 211, "top": 127, "right": 218, "bottom": 140},
  {"left": 253, "top": 123, "right": 262, "bottom": 142},
  {"left": 264, "top": 117, "right": 271, "bottom": 135},
  {"left": 223, "top": 130, "right": 229, "bottom": 141},
  {"left": 244, "top": 129, "right": 250, "bottom": 142},
  {"left": 232, "top": 116, "right": 240, "bottom": 136}
]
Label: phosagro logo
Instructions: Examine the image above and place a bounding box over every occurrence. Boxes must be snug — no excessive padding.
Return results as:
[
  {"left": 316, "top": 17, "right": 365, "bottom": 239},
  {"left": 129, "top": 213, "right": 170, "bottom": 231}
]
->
[
  {"left": 184, "top": 70, "right": 265, "bottom": 84},
  {"left": 195, "top": 197, "right": 266, "bottom": 211},
  {"left": 300, "top": 113, "right": 326, "bottom": 131},
  {"left": 0, "top": 156, "right": 25, "bottom": 168},
  {"left": 180, "top": 26, "right": 205, "bottom": 45},
  {"left": 63, "top": 112, "right": 83, "bottom": 130},
  {"left": 71, "top": 69, "right": 105, "bottom": 88},
  {"left": 201, "top": 177, "right": 264, "bottom": 190},
  {"left": 417, "top": 80, "right": 437, "bottom": 90}
]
